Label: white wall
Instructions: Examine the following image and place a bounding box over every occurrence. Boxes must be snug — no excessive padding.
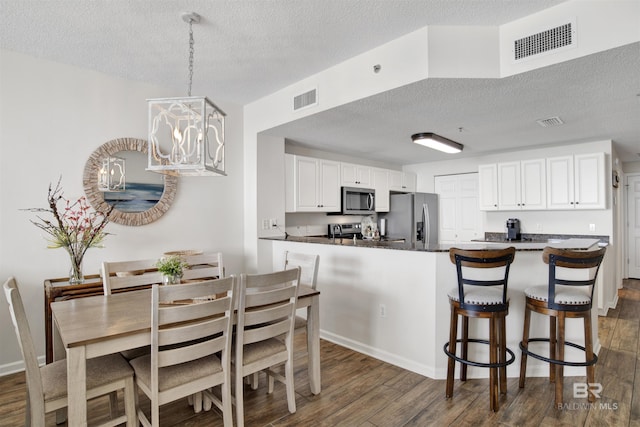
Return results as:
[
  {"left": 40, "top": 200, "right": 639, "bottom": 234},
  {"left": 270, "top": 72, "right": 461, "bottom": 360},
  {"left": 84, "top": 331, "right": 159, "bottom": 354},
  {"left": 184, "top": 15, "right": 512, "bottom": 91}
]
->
[{"left": 0, "top": 50, "right": 245, "bottom": 373}]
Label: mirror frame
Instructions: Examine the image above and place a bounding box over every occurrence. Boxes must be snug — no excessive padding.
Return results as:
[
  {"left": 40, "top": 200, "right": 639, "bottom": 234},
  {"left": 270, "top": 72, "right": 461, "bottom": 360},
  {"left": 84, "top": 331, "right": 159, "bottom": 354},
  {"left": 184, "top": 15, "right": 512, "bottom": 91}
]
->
[{"left": 83, "top": 137, "right": 178, "bottom": 226}]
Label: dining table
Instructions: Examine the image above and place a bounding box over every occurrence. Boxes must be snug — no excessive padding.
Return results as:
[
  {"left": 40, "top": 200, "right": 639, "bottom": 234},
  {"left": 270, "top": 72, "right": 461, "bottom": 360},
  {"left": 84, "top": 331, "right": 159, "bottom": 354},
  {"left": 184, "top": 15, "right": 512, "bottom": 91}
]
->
[{"left": 51, "top": 284, "right": 321, "bottom": 426}]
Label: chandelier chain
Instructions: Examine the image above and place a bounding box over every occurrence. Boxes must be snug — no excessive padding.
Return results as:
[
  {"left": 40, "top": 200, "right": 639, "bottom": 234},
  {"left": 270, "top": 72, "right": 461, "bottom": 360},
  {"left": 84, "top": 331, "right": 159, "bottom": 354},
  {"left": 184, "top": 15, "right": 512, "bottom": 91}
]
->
[{"left": 188, "top": 20, "right": 194, "bottom": 97}]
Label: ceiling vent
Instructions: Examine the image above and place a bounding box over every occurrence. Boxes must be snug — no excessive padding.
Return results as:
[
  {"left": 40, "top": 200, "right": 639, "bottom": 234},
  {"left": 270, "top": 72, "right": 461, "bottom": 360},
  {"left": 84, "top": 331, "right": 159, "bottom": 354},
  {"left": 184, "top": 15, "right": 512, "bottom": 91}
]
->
[
  {"left": 293, "top": 88, "right": 318, "bottom": 111},
  {"left": 514, "top": 21, "right": 575, "bottom": 61},
  {"left": 536, "top": 116, "right": 564, "bottom": 127}
]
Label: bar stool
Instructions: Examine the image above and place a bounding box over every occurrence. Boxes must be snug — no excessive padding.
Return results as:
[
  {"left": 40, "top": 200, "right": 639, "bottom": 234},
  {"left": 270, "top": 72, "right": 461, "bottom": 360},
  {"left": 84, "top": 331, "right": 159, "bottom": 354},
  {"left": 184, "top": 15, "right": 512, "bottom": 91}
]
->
[
  {"left": 519, "top": 246, "right": 606, "bottom": 406},
  {"left": 444, "top": 247, "right": 516, "bottom": 412}
]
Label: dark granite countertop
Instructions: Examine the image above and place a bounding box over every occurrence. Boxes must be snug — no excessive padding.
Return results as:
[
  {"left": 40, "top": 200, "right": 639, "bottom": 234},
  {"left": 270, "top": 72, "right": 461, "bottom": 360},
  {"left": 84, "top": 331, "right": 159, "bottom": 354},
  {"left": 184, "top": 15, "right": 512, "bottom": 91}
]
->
[{"left": 261, "top": 234, "right": 606, "bottom": 252}]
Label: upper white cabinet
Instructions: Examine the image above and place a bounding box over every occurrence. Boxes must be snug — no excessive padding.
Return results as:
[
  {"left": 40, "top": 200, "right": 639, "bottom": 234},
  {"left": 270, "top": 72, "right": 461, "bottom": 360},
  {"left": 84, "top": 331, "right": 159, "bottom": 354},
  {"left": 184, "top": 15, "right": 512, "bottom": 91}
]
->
[
  {"left": 546, "top": 152, "right": 605, "bottom": 210},
  {"left": 341, "top": 163, "right": 372, "bottom": 188},
  {"left": 478, "top": 164, "right": 498, "bottom": 210},
  {"left": 497, "top": 159, "right": 546, "bottom": 210},
  {"left": 389, "top": 171, "right": 417, "bottom": 192},
  {"left": 372, "top": 168, "right": 390, "bottom": 212},
  {"left": 285, "top": 154, "right": 340, "bottom": 212}
]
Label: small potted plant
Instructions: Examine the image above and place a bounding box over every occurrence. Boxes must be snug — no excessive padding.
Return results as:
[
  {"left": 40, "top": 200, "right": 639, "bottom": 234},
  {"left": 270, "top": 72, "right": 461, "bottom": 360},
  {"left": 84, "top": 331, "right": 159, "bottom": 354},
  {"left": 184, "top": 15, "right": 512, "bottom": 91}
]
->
[{"left": 156, "top": 255, "right": 189, "bottom": 285}]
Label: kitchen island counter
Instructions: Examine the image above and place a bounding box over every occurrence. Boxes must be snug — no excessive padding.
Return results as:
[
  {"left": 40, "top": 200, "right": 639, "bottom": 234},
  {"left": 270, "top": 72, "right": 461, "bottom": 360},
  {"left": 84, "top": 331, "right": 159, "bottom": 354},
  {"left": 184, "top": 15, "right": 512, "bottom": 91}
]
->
[
  {"left": 261, "top": 235, "right": 604, "bottom": 252},
  {"left": 264, "top": 234, "right": 612, "bottom": 382}
]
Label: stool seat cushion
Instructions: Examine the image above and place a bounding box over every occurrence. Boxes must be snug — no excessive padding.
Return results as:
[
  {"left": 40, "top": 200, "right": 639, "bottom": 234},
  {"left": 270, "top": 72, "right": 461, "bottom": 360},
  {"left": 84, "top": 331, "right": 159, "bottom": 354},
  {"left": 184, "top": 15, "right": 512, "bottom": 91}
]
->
[
  {"left": 524, "top": 285, "right": 591, "bottom": 305},
  {"left": 447, "top": 286, "right": 507, "bottom": 305}
]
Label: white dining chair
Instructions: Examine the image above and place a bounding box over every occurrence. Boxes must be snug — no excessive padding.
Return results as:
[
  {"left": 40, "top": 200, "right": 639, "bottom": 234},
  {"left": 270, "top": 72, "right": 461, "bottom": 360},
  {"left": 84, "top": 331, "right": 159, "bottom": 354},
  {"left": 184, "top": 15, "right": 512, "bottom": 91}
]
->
[
  {"left": 234, "top": 268, "right": 301, "bottom": 427},
  {"left": 128, "top": 277, "right": 236, "bottom": 427},
  {"left": 283, "top": 250, "right": 319, "bottom": 330},
  {"left": 3, "top": 276, "right": 137, "bottom": 427}
]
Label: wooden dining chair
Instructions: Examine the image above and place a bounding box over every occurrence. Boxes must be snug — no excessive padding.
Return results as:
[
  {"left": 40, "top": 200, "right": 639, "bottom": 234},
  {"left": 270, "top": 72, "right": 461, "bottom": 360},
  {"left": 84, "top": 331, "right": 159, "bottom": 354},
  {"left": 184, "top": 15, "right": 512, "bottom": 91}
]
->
[
  {"left": 234, "top": 268, "right": 301, "bottom": 427},
  {"left": 128, "top": 277, "right": 236, "bottom": 427},
  {"left": 246, "top": 251, "right": 320, "bottom": 391},
  {"left": 3, "top": 276, "right": 137, "bottom": 427},
  {"left": 284, "top": 251, "right": 319, "bottom": 330},
  {"left": 101, "top": 257, "right": 162, "bottom": 295}
]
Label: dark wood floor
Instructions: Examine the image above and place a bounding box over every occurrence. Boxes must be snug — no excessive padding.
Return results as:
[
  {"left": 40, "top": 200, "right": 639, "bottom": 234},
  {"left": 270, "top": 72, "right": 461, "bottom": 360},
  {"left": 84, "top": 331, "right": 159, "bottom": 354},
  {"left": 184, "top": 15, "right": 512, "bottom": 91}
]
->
[{"left": 1, "top": 279, "right": 639, "bottom": 426}]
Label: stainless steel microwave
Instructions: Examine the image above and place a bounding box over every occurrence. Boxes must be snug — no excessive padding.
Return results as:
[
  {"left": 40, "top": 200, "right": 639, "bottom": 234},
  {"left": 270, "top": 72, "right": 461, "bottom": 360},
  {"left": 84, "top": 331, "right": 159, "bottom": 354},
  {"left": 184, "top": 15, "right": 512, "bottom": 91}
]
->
[{"left": 341, "top": 187, "right": 375, "bottom": 215}]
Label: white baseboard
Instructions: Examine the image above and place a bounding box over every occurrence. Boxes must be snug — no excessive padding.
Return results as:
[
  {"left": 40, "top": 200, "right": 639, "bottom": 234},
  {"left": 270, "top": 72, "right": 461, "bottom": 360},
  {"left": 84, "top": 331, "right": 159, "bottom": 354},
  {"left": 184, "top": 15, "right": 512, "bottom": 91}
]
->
[{"left": 0, "top": 355, "right": 45, "bottom": 377}]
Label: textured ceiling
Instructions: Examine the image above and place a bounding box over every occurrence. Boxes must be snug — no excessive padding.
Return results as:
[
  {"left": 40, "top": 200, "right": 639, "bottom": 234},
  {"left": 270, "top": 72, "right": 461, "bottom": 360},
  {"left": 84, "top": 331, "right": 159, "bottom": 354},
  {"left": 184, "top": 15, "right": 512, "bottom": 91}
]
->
[
  {"left": 0, "top": 0, "right": 567, "bottom": 102},
  {"left": 1, "top": 0, "right": 639, "bottom": 165}
]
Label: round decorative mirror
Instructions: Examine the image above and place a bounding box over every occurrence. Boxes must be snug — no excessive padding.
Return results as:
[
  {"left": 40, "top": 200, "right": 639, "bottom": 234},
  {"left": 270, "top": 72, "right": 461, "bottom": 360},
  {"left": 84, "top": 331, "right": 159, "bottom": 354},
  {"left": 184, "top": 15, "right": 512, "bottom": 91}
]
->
[{"left": 83, "top": 137, "right": 178, "bottom": 226}]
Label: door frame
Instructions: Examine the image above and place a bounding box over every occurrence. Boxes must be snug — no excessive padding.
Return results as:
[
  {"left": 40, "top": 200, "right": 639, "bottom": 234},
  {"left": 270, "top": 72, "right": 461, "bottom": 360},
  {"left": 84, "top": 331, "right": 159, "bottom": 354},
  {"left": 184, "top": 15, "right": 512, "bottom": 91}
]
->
[{"left": 625, "top": 172, "right": 640, "bottom": 279}]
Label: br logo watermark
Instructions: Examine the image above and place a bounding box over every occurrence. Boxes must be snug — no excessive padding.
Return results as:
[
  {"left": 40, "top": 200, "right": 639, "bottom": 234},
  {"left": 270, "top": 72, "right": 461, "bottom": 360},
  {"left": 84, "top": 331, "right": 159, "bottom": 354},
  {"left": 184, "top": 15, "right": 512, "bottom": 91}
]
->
[
  {"left": 573, "top": 382, "right": 602, "bottom": 399},
  {"left": 557, "top": 383, "right": 618, "bottom": 411}
]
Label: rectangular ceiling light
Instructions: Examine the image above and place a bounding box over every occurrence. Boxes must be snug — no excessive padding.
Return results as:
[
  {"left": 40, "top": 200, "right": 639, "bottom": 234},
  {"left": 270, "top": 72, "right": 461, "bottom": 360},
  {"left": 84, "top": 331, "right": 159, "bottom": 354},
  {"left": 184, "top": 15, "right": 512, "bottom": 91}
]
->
[{"left": 411, "top": 133, "right": 463, "bottom": 154}]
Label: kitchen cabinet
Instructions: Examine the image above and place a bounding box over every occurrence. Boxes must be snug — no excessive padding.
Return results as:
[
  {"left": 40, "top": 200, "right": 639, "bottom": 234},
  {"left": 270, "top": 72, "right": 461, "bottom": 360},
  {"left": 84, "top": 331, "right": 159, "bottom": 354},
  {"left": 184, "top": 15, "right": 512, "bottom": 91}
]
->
[
  {"left": 389, "top": 170, "right": 416, "bottom": 192},
  {"left": 372, "top": 168, "right": 390, "bottom": 212},
  {"left": 478, "top": 164, "right": 498, "bottom": 210},
  {"left": 285, "top": 154, "right": 340, "bottom": 212},
  {"left": 546, "top": 152, "right": 605, "bottom": 210},
  {"left": 497, "top": 159, "right": 546, "bottom": 210},
  {"left": 341, "top": 163, "right": 372, "bottom": 188}
]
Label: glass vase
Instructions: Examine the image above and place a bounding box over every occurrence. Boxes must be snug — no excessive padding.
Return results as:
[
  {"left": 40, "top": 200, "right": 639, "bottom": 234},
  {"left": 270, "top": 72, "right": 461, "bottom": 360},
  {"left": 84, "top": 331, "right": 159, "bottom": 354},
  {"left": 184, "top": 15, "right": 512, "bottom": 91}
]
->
[
  {"left": 69, "top": 259, "right": 84, "bottom": 284},
  {"left": 162, "top": 274, "right": 181, "bottom": 285}
]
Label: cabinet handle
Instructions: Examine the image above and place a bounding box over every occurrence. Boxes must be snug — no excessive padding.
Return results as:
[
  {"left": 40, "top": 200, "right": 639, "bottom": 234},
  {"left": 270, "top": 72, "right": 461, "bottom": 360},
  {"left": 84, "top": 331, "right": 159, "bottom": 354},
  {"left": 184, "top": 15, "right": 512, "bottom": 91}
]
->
[
  {"left": 494, "top": 204, "right": 497, "bottom": 207},
  {"left": 570, "top": 202, "right": 574, "bottom": 205},
  {"left": 575, "top": 201, "right": 579, "bottom": 205}
]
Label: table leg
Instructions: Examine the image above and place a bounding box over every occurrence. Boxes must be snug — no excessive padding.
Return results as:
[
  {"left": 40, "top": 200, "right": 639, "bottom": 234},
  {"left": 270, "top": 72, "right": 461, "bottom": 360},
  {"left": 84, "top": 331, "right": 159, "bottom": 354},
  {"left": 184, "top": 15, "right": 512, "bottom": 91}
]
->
[
  {"left": 307, "top": 294, "right": 321, "bottom": 394},
  {"left": 67, "top": 346, "right": 88, "bottom": 426}
]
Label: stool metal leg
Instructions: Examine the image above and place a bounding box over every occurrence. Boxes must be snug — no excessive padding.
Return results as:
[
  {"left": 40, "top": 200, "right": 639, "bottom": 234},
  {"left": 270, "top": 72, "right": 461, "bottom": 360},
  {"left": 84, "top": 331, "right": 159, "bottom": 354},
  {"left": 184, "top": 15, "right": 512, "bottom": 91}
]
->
[
  {"left": 519, "top": 303, "right": 531, "bottom": 388},
  {"left": 446, "top": 306, "right": 458, "bottom": 398}
]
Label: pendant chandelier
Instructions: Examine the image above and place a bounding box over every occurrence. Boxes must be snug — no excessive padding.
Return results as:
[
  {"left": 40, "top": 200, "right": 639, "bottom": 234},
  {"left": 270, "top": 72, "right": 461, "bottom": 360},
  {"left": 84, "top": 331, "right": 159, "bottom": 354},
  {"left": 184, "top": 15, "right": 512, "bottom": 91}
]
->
[
  {"left": 147, "top": 12, "right": 226, "bottom": 176},
  {"left": 98, "top": 156, "right": 126, "bottom": 192}
]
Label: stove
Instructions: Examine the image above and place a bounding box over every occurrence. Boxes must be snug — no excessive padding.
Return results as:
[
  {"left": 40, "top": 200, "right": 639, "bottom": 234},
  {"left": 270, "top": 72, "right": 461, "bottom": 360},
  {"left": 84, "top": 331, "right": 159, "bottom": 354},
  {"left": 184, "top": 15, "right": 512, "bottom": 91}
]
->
[{"left": 328, "top": 222, "right": 362, "bottom": 239}]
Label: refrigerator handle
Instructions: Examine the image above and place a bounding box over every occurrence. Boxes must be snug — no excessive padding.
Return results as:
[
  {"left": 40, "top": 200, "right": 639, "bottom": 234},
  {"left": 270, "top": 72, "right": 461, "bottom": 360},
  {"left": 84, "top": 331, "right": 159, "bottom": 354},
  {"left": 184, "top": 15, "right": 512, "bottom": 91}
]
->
[{"left": 422, "top": 204, "right": 429, "bottom": 244}]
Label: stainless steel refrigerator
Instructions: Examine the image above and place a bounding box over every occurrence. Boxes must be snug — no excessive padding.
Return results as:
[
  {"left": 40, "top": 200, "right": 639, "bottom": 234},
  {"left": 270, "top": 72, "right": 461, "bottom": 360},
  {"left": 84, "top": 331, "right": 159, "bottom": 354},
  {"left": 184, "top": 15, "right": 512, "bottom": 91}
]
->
[{"left": 380, "top": 193, "right": 439, "bottom": 244}]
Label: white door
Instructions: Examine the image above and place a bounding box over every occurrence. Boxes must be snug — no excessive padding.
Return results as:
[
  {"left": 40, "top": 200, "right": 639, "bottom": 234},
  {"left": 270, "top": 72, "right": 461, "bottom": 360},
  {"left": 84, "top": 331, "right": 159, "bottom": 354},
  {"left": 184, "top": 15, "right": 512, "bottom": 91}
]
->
[
  {"left": 435, "top": 173, "right": 482, "bottom": 243},
  {"left": 435, "top": 175, "right": 458, "bottom": 243},
  {"left": 628, "top": 175, "right": 640, "bottom": 279}
]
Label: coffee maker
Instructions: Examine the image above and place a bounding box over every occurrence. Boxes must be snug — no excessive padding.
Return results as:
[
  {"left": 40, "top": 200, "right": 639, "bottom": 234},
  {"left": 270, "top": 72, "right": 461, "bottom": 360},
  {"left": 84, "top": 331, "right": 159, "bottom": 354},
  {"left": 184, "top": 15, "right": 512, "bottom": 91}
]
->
[{"left": 506, "top": 218, "right": 521, "bottom": 241}]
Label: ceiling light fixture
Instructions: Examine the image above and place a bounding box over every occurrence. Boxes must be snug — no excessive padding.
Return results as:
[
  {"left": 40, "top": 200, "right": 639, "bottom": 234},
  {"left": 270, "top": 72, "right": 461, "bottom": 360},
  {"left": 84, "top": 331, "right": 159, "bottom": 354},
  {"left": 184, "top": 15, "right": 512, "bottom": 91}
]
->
[
  {"left": 411, "top": 133, "right": 463, "bottom": 154},
  {"left": 147, "top": 12, "right": 226, "bottom": 176}
]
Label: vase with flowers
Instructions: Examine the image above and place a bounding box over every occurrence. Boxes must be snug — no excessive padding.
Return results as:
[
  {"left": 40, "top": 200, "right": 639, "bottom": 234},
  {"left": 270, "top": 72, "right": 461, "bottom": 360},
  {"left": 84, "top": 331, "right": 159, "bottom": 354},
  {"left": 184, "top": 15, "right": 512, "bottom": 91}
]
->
[
  {"left": 155, "top": 255, "right": 189, "bottom": 285},
  {"left": 25, "top": 178, "right": 113, "bottom": 284}
]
